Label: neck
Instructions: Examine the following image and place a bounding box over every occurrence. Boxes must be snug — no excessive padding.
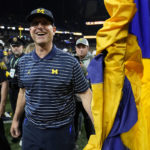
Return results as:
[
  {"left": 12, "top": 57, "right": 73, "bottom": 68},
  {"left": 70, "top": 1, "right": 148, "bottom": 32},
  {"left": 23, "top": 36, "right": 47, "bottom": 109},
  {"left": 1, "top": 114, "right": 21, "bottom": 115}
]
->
[
  {"left": 79, "top": 55, "right": 86, "bottom": 60},
  {"left": 15, "top": 54, "right": 21, "bottom": 58},
  {"left": 35, "top": 43, "right": 53, "bottom": 58}
]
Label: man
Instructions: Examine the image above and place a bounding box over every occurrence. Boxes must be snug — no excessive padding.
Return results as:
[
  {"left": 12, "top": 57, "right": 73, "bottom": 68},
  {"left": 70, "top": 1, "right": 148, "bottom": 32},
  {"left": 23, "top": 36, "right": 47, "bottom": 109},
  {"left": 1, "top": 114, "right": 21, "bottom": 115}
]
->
[
  {"left": 8, "top": 37, "right": 24, "bottom": 114},
  {"left": 74, "top": 38, "right": 94, "bottom": 141},
  {"left": 0, "top": 53, "right": 11, "bottom": 150},
  {"left": 0, "top": 43, "right": 4, "bottom": 50},
  {"left": 10, "top": 8, "right": 93, "bottom": 150},
  {"left": 75, "top": 38, "right": 93, "bottom": 70},
  {"left": 7, "top": 37, "right": 25, "bottom": 143}
]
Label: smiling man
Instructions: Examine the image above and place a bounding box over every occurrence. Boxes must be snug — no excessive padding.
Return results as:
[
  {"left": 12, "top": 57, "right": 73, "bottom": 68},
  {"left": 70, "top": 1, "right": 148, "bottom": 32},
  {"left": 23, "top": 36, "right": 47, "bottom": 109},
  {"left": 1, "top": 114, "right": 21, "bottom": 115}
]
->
[{"left": 10, "top": 8, "right": 93, "bottom": 150}]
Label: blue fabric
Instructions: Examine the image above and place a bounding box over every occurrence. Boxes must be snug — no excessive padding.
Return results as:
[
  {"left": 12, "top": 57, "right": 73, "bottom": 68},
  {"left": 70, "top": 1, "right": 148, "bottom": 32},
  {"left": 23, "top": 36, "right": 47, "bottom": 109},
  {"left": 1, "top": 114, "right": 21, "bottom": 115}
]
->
[
  {"left": 129, "top": 0, "right": 150, "bottom": 58},
  {"left": 102, "top": 136, "right": 129, "bottom": 150},
  {"left": 102, "top": 77, "right": 137, "bottom": 150},
  {"left": 87, "top": 51, "right": 137, "bottom": 150},
  {"left": 87, "top": 53, "right": 104, "bottom": 84},
  {"left": 0, "top": 49, "right": 4, "bottom": 60}
]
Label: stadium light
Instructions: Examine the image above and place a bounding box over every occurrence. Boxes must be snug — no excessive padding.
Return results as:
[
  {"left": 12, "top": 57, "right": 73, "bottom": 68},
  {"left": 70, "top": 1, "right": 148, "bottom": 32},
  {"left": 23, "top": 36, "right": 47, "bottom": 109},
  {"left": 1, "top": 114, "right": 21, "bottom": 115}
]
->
[
  {"left": 85, "top": 21, "right": 104, "bottom": 25},
  {"left": 0, "top": 26, "right": 5, "bottom": 29},
  {"left": 84, "top": 35, "right": 96, "bottom": 39}
]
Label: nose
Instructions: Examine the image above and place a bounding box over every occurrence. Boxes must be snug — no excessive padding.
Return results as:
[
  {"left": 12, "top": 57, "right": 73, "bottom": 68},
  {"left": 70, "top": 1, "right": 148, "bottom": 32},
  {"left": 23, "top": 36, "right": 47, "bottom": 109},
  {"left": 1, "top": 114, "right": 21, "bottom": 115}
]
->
[
  {"left": 79, "top": 48, "right": 83, "bottom": 51},
  {"left": 37, "top": 23, "right": 44, "bottom": 28}
]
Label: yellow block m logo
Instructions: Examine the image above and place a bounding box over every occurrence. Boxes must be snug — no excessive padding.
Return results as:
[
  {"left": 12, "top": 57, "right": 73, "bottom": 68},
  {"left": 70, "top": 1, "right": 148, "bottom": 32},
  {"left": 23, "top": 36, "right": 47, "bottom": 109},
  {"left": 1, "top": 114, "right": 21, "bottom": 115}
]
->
[
  {"left": 27, "top": 70, "right": 31, "bottom": 75},
  {"left": 37, "top": 9, "right": 45, "bottom": 14},
  {"left": 51, "top": 69, "right": 58, "bottom": 74}
]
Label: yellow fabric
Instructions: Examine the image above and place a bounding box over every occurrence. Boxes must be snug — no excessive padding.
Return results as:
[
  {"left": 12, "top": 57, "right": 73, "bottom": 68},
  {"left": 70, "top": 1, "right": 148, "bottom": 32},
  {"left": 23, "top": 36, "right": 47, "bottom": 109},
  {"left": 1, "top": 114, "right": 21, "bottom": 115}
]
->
[
  {"left": 5, "top": 71, "right": 10, "bottom": 77},
  {"left": 96, "top": 0, "right": 136, "bottom": 55},
  {"left": 120, "top": 35, "right": 149, "bottom": 150},
  {"left": 142, "top": 59, "right": 150, "bottom": 83},
  {"left": 84, "top": 0, "right": 147, "bottom": 150},
  {"left": 123, "top": 58, "right": 150, "bottom": 149},
  {"left": 141, "top": 59, "right": 150, "bottom": 149},
  {"left": 0, "top": 61, "right": 7, "bottom": 70},
  {"left": 3, "top": 51, "right": 8, "bottom": 56}
]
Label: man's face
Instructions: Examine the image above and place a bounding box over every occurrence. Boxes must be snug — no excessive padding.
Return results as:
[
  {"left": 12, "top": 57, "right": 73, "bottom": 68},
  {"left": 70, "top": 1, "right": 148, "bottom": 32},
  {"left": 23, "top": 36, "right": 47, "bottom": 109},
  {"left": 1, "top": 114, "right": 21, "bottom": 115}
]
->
[
  {"left": 75, "top": 44, "right": 89, "bottom": 59},
  {"left": 11, "top": 45, "right": 23, "bottom": 57},
  {"left": 29, "top": 16, "right": 56, "bottom": 46}
]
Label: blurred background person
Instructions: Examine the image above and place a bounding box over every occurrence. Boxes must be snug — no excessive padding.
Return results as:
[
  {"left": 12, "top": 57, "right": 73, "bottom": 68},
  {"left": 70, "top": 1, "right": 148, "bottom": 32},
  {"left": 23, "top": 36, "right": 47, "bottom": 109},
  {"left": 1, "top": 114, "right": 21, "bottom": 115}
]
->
[
  {"left": 0, "top": 40, "right": 5, "bottom": 50},
  {"left": 0, "top": 51, "right": 11, "bottom": 150},
  {"left": 7, "top": 37, "right": 25, "bottom": 143},
  {"left": 24, "top": 42, "right": 35, "bottom": 54},
  {"left": 74, "top": 38, "right": 94, "bottom": 142},
  {"left": 7, "top": 37, "right": 25, "bottom": 114},
  {"left": 7, "top": 49, "right": 13, "bottom": 57}
]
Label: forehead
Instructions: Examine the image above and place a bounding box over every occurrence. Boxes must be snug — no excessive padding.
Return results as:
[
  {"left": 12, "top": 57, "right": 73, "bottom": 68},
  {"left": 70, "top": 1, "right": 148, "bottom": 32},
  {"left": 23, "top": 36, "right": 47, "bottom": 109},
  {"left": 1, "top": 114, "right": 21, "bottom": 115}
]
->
[
  {"left": 11, "top": 45, "right": 23, "bottom": 48},
  {"left": 76, "top": 44, "right": 87, "bottom": 48}
]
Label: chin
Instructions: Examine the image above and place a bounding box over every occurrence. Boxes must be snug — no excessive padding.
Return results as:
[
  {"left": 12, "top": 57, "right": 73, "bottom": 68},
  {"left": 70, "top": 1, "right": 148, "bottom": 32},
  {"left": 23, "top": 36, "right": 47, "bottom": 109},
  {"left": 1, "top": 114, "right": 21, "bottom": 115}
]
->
[
  {"left": 15, "top": 53, "right": 21, "bottom": 57},
  {"left": 37, "top": 42, "right": 47, "bottom": 47}
]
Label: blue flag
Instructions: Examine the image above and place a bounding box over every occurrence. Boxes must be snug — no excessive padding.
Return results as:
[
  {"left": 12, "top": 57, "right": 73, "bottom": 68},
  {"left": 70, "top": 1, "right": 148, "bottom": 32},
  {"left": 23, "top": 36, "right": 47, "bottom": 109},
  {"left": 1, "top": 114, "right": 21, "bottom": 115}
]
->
[{"left": 129, "top": 0, "right": 150, "bottom": 58}]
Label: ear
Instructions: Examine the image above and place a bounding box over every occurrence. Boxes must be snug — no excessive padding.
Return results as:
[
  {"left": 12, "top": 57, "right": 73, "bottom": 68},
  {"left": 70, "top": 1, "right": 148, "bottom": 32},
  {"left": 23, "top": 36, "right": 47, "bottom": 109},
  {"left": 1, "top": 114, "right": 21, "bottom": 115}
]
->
[
  {"left": 53, "top": 26, "right": 56, "bottom": 35},
  {"left": 29, "top": 27, "right": 32, "bottom": 34},
  {"left": 87, "top": 46, "right": 89, "bottom": 51}
]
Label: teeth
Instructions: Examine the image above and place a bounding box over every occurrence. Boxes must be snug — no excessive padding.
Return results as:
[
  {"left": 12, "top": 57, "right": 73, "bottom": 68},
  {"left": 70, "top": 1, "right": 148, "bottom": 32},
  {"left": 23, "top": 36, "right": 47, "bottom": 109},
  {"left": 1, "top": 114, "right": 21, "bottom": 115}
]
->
[{"left": 37, "top": 33, "right": 45, "bottom": 35}]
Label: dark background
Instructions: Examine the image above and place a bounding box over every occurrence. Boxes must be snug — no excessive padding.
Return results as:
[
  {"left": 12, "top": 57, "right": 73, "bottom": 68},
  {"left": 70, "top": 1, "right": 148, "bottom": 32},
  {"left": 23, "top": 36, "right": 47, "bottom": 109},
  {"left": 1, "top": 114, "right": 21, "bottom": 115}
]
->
[
  {"left": 0, "top": 0, "right": 109, "bottom": 50},
  {"left": 0, "top": 0, "right": 109, "bottom": 34}
]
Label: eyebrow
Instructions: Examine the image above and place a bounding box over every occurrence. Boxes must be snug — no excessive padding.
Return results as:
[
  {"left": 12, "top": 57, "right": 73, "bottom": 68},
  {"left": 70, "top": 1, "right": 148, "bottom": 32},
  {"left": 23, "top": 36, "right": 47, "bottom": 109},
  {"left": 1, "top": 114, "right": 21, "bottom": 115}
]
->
[{"left": 30, "top": 20, "right": 53, "bottom": 26}]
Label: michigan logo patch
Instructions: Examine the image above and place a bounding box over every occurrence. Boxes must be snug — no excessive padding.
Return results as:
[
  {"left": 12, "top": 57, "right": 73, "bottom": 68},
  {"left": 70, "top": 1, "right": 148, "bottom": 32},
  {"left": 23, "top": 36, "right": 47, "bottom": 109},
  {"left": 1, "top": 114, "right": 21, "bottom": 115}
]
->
[
  {"left": 51, "top": 69, "right": 58, "bottom": 74},
  {"left": 27, "top": 70, "right": 31, "bottom": 75},
  {"left": 37, "top": 9, "right": 45, "bottom": 14}
]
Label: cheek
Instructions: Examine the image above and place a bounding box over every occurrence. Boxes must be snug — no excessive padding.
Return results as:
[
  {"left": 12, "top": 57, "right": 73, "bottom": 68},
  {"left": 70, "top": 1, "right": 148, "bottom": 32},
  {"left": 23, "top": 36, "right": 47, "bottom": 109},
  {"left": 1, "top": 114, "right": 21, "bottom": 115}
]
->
[
  {"left": 48, "top": 27, "right": 55, "bottom": 35},
  {"left": 30, "top": 32, "right": 34, "bottom": 37},
  {"left": 19, "top": 48, "right": 23, "bottom": 52},
  {"left": 29, "top": 28, "right": 34, "bottom": 37},
  {"left": 12, "top": 49, "right": 15, "bottom": 52},
  {"left": 76, "top": 49, "right": 80, "bottom": 53},
  {"left": 48, "top": 31, "right": 54, "bottom": 40},
  {"left": 83, "top": 50, "right": 86, "bottom": 53},
  {"left": 78, "top": 49, "right": 82, "bottom": 53}
]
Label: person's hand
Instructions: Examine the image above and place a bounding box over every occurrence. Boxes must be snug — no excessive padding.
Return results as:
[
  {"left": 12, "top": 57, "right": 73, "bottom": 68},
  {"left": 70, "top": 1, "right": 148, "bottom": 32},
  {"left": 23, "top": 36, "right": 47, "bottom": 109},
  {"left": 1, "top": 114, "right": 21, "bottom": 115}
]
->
[
  {"left": 10, "top": 120, "right": 21, "bottom": 138},
  {"left": 80, "top": 62, "right": 84, "bottom": 67}
]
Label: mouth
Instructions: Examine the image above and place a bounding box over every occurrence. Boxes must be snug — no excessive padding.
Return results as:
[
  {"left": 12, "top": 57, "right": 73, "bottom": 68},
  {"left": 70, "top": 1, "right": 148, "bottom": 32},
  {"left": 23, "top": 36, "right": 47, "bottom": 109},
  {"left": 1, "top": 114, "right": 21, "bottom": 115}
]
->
[{"left": 36, "top": 32, "right": 47, "bottom": 36}]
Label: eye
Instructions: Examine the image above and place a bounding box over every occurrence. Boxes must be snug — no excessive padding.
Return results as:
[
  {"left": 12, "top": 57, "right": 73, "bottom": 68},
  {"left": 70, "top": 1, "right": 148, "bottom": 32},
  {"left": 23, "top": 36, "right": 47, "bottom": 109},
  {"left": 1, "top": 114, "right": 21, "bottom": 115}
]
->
[
  {"left": 30, "top": 21, "right": 38, "bottom": 26},
  {"left": 30, "top": 21, "right": 51, "bottom": 27},
  {"left": 41, "top": 21, "right": 50, "bottom": 26}
]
